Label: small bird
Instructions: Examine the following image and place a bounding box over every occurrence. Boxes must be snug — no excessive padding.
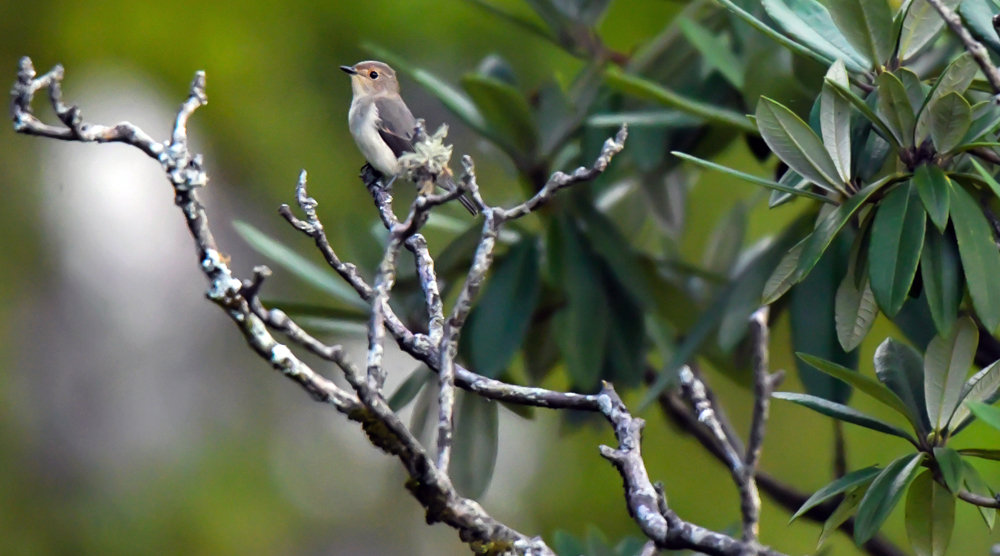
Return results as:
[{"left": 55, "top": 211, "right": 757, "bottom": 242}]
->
[{"left": 341, "top": 61, "right": 478, "bottom": 215}]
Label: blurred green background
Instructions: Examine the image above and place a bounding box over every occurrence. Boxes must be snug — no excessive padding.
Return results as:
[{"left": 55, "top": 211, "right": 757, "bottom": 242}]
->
[{"left": 0, "top": 0, "right": 997, "bottom": 554}]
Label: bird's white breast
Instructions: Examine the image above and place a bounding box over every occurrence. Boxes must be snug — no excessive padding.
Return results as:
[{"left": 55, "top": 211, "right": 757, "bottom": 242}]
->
[{"left": 348, "top": 99, "right": 399, "bottom": 176}]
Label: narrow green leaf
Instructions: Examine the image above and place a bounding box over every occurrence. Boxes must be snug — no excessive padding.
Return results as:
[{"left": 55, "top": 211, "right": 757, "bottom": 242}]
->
[
  {"left": 702, "top": 203, "right": 746, "bottom": 275},
  {"left": 790, "top": 466, "right": 882, "bottom": 522},
  {"left": 950, "top": 185, "right": 1000, "bottom": 332},
  {"left": 769, "top": 168, "right": 811, "bottom": 208},
  {"left": 294, "top": 316, "right": 368, "bottom": 337},
  {"left": 950, "top": 360, "right": 1000, "bottom": 429},
  {"left": 826, "top": 78, "right": 902, "bottom": 151},
  {"left": 925, "top": 317, "right": 978, "bottom": 431},
  {"left": 451, "top": 391, "right": 499, "bottom": 499},
  {"left": 855, "top": 453, "right": 926, "bottom": 545},
  {"left": 818, "top": 484, "right": 869, "bottom": 547},
  {"left": 913, "top": 165, "right": 951, "bottom": 232},
  {"left": 905, "top": 470, "right": 956, "bottom": 556},
  {"left": 899, "top": 68, "right": 929, "bottom": 112},
  {"left": 464, "top": 0, "right": 563, "bottom": 50},
  {"left": 678, "top": 17, "right": 744, "bottom": 89},
  {"left": 672, "top": 152, "right": 836, "bottom": 203},
  {"left": 899, "top": 0, "right": 961, "bottom": 61},
  {"left": 715, "top": 0, "right": 843, "bottom": 70},
  {"left": 388, "top": 366, "right": 434, "bottom": 411},
  {"left": 773, "top": 392, "right": 918, "bottom": 443},
  {"left": 962, "top": 460, "right": 997, "bottom": 529},
  {"left": 921, "top": 225, "right": 963, "bottom": 336},
  {"left": 916, "top": 52, "right": 978, "bottom": 142},
  {"left": 827, "top": 0, "right": 894, "bottom": 64},
  {"left": 962, "top": 104, "right": 1000, "bottom": 144},
  {"left": 605, "top": 69, "right": 757, "bottom": 133},
  {"left": 822, "top": 60, "right": 852, "bottom": 182},
  {"left": 876, "top": 72, "right": 916, "bottom": 148},
  {"left": 868, "top": 183, "right": 926, "bottom": 317},
  {"left": 970, "top": 158, "right": 1000, "bottom": 200},
  {"left": 968, "top": 401, "right": 1000, "bottom": 430},
  {"left": 835, "top": 273, "right": 878, "bottom": 352},
  {"left": 929, "top": 92, "right": 972, "bottom": 153},
  {"left": 232, "top": 221, "right": 369, "bottom": 310},
  {"left": 763, "top": 237, "right": 807, "bottom": 303},
  {"left": 462, "top": 239, "right": 541, "bottom": 379},
  {"left": 756, "top": 96, "right": 846, "bottom": 193},
  {"left": 794, "top": 174, "right": 899, "bottom": 282},
  {"left": 586, "top": 110, "right": 700, "bottom": 128},
  {"left": 761, "top": 0, "right": 871, "bottom": 71},
  {"left": 959, "top": 0, "right": 1000, "bottom": 54},
  {"left": 874, "top": 338, "right": 932, "bottom": 434},
  {"left": 797, "top": 353, "right": 917, "bottom": 428},
  {"left": 960, "top": 448, "right": 1000, "bottom": 460},
  {"left": 933, "top": 447, "right": 965, "bottom": 494},
  {"left": 462, "top": 74, "right": 539, "bottom": 156}
]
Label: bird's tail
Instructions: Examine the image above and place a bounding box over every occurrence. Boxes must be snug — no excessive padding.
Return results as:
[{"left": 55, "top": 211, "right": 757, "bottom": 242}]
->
[{"left": 442, "top": 176, "right": 479, "bottom": 216}]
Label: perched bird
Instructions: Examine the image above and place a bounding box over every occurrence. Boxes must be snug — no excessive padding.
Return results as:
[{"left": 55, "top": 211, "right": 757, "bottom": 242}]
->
[{"left": 341, "top": 61, "right": 478, "bottom": 215}]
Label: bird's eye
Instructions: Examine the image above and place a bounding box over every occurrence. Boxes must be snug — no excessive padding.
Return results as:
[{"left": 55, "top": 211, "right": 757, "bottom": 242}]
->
[{"left": 369, "top": 71, "right": 379, "bottom": 79}]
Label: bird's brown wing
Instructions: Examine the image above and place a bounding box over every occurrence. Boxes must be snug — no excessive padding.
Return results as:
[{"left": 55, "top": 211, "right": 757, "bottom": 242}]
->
[{"left": 374, "top": 96, "right": 417, "bottom": 158}]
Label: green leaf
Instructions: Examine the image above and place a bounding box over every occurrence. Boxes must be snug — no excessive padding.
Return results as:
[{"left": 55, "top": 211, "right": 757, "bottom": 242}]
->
[
  {"left": 960, "top": 448, "right": 1000, "bottom": 460},
  {"left": 933, "top": 447, "right": 965, "bottom": 493},
  {"left": 855, "top": 452, "right": 926, "bottom": 545},
  {"left": 928, "top": 92, "right": 972, "bottom": 153},
  {"left": 826, "top": 78, "right": 902, "bottom": 152},
  {"left": 363, "top": 44, "right": 491, "bottom": 138},
  {"left": 576, "top": 201, "right": 655, "bottom": 307},
  {"left": 604, "top": 69, "right": 757, "bottom": 133},
  {"left": 950, "top": 360, "right": 1000, "bottom": 429},
  {"left": 916, "top": 52, "right": 978, "bottom": 142},
  {"left": 770, "top": 168, "right": 812, "bottom": 208},
  {"left": 822, "top": 60, "right": 853, "bottom": 182},
  {"left": 835, "top": 272, "right": 878, "bottom": 351},
  {"left": 790, "top": 465, "right": 882, "bottom": 522},
  {"left": 875, "top": 338, "right": 932, "bottom": 434},
  {"left": 826, "top": 0, "right": 894, "bottom": 64},
  {"left": 553, "top": 215, "right": 609, "bottom": 390},
  {"left": 925, "top": 317, "right": 978, "bottom": 431},
  {"left": 876, "top": 72, "right": 916, "bottom": 148},
  {"left": 968, "top": 401, "right": 1000, "bottom": 430},
  {"left": 868, "top": 183, "right": 926, "bottom": 317},
  {"left": 451, "top": 391, "right": 499, "bottom": 499},
  {"left": 464, "top": 0, "right": 563, "bottom": 50},
  {"left": 794, "top": 174, "right": 899, "bottom": 282},
  {"left": 959, "top": 0, "right": 1000, "bottom": 54},
  {"left": 703, "top": 203, "right": 746, "bottom": 275},
  {"left": 818, "top": 484, "right": 869, "bottom": 547},
  {"left": 462, "top": 239, "right": 541, "bottom": 379},
  {"left": 962, "top": 460, "right": 997, "bottom": 529},
  {"left": 671, "top": 152, "right": 836, "bottom": 203},
  {"left": 971, "top": 158, "right": 1000, "bottom": 200},
  {"left": 761, "top": 0, "right": 870, "bottom": 71},
  {"left": 899, "top": 68, "right": 929, "bottom": 113},
  {"left": 962, "top": 103, "right": 1000, "bottom": 144},
  {"left": 388, "top": 366, "right": 434, "bottom": 411},
  {"left": 913, "top": 165, "right": 951, "bottom": 232},
  {"left": 552, "top": 530, "right": 587, "bottom": 556},
  {"left": 586, "top": 110, "right": 700, "bottom": 128},
  {"left": 714, "top": 0, "right": 843, "bottom": 70},
  {"left": 678, "top": 17, "right": 744, "bottom": 89},
  {"left": 462, "top": 74, "right": 538, "bottom": 156},
  {"left": 905, "top": 470, "right": 956, "bottom": 556},
  {"left": 792, "top": 232, "right": 858, "bottom": 403},
  {"left": 232, "top": 221, "right": 369, "bottom": 311},
  {"left": 899, "top": 0, "right": 961, "bottom": 61},
  {"left": 294, "top": 316, "right": 368, "bottom": 336},
  {"left": 756, "top": 96, "right": 846, "bottom": 194},
  {"left": 763, "top": 236, "right": 807, "bottom": 303},
  {"left": 773, "top": 392, "right": 918, "bottom": 443},
  {"left": 921, "top": 225, "right": 963, "bottom": 336},
  {"left": 798, "top": 353, "right": 917, "bottom": 427},
  {"left": 950, "top": 184, "right": 1000, "bottom": 332}
]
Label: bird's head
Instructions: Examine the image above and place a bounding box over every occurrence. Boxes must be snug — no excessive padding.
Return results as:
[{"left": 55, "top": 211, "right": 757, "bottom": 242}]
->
[{"left": 341, "top": 61, "right": 399, "bottom": 97}]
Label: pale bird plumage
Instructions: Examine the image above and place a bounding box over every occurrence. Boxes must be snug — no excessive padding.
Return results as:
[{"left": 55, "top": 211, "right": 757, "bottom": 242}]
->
[{"left": 342, "top": 61, "right": 477, "bottom": 215}]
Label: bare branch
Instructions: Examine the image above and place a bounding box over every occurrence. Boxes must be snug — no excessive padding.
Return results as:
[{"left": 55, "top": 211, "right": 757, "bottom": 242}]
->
[
  {"left": 959, "top": 490, "right": 1000, "bottom": 508},
  {"left": 678, "top": 366, "right": 744, "bottom": 473},
  {"left": 923, "top": 0, "right": 1000, "bottom": 97}
]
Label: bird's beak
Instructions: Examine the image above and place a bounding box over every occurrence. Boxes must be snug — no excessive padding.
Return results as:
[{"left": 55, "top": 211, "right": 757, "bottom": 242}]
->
[{"left": 340, "top": 65, "right": 357, "bottom": 75}]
